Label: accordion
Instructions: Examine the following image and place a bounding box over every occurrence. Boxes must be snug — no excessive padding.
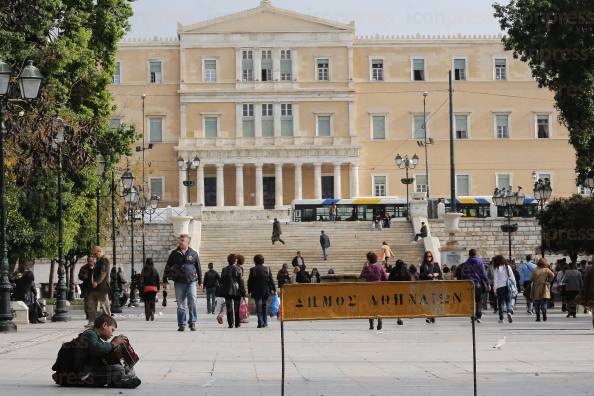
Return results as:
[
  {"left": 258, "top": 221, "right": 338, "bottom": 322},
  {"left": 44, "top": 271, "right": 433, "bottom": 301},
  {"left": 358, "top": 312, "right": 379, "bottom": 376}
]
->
[{"left": 107, "top": 336, "right": 140, "bottom": 368}]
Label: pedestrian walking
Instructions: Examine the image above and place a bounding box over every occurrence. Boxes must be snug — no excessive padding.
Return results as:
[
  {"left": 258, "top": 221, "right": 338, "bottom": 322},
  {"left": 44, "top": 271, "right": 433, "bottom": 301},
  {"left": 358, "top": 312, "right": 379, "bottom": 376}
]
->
[
  {"left": 518, "top": 255, "right": 537, "bottom": 314},
  {"left": 531, "top": 258, "right": 555, "bottom": 322},
  {"left": 247, "top": 254, "right": 276, "bottom": 328},
  {"left": 271, "top": 218, "right": 285, "bottom": 245},
  {"left": 492, "top": 255, "right": 517, "bottom": 323},
  {"left": 221, "top": 253, "right": 246, "bottom": 328},
  {"left": 419, "top": 251, "right": 441, "bottom": 323},
  {"left": 85, "top": 246, "right": 111, "bottom": 328},
  {"left": 561, "top": 262, "right": 583, "bottom": 318},
  {"left": 78, "top": 256, "right": 95, "bottom": 319},
  {"left": 320, "top": 230, "right": 330, "bottom": 261},
  {"left": 389, "top": 259, "right": 411, "bottom": 325},
  {"left": 12, "top": 261, "right": 42, "bottom": 324},
  {"left": 203, "top": 262, "right": 220, "bottom": 314},
  {"left": 140, "top": 258, "right": 160, "bottom": 321},
  {"left": 163, "top": 234, "right": 202, "bottom": 332},
  {"left": 360, "top": 252, "right": 387, "bottom": 330},
  {"left": 458, "top": 249, "right": 489, "bottom": 323},
  {"left": 552, "top": 260, "right": 566, "bottom": 311},
  {"left": 277, "top": 263, "right": 291, "bottom": 288},
  {"left": 379, "top": 241, "right": 394, "bottom": 265}
]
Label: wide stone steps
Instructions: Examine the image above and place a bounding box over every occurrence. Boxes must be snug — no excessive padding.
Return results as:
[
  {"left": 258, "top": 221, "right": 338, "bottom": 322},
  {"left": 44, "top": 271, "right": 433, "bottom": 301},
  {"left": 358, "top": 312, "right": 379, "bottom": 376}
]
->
[{"left": 199, "top": 221, "right": 426, "bottom": 276}]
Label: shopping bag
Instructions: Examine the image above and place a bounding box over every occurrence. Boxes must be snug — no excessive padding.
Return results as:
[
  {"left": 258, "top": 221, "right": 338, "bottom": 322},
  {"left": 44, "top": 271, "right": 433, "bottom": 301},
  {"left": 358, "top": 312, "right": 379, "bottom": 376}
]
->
[
  {"left": 270, "top": 294, "right": 280, "bottom": 317},
  {"left": 239, "top": 298, "right": 249, "bottom": 323}
]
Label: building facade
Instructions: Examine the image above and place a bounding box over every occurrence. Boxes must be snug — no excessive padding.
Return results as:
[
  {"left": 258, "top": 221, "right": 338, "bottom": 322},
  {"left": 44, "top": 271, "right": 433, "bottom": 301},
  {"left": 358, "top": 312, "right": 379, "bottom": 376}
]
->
[{"left": 110, "top": 0, "right": 577, "bottom": 210}]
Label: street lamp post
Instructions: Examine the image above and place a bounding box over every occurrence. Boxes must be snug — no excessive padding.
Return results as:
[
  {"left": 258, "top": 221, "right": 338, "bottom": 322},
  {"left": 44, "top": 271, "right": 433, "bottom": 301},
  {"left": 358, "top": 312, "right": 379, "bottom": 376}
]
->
[
  {"left": 138, "top": 192, "right": 160, "bottom": 270},
  {"left": 0, "top": 59, "right": 42, "bottom": 332},
  {"left": 493, "top": 186, "right": 525, "bottom": 261},
  {"left": 121, "top": 171, "right": 139, "bottom": 307},
  {"left": 51, "top": 118, "right": 70, "bottom": 322},
  {"left": 178, "top": 156, "right": 200, "bottom": 204},
  {"left": 422, "top": 91, "right": 430, "bottom": 199},
  {"left": 395, "top": 153, "right": 419, "bottom": 220},
  {"left": 533, "top": 179, "right": 552, "bottom": 258}
]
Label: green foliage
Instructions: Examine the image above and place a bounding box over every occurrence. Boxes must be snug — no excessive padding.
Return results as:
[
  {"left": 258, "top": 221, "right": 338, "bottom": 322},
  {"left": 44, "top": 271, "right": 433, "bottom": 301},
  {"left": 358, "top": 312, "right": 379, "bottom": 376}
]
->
[
  {"left": 493, "top": 0, "right": 594, "bottom": 182},
  {"left": 0, "top": 0, "right": 136, "bottom": 264},
  {"left": 539, "top": 195, "right": 594, "bottom": 262}
]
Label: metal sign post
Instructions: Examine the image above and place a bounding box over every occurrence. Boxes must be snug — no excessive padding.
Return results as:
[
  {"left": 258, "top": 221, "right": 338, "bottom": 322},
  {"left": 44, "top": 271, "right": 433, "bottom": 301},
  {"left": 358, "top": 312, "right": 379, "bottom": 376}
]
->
[{"left": 280, "top": 281, "right": 478, "bottom": 395}]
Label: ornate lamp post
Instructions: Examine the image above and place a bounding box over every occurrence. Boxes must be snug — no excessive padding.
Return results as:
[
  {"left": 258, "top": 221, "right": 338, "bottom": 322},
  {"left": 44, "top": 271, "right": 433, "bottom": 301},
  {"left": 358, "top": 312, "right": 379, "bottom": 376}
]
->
[
  {"left": 138, "top": 192, "right": 160, "bottom": 271},
  {"left": 123, "top": 178, "right": 139, "bottom": 306},
  {"left": 493, "top": 186, "right": 525, "bottom": 261},
  {"left": 0, "top": 60, "right": 43, "bottom": 332},
  {"left": 395, "top": 153, "right": 419, "bottom": 220},
  {"left": 178, "top": 155, "right": 200, "bottom": 204},
  {"left": 533, "top": 179, "right": 552, "bottom": 258},
  {"left": 51, "top": 118, "right": 70, "bottom": 322}
]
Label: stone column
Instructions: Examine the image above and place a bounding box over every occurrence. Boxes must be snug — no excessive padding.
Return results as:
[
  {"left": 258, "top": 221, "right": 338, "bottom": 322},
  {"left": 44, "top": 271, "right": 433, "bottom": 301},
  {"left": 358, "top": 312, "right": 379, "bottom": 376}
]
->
[
  {"left": 196, "top": 164, "right": 205, "bottom": 206},
  {"left": 314, "top": 163, "right": 322, "bottom": 200},
  {"left": 216, "top": 164, "right": 224, "bottom": 207},
  {"left": 333, "top": 163, "right": 342, "bottom": 199},
  {"left": 275, "top": 163, "right": 283, "bottom": 208},
  {"left": 255, "top": 163, "right": 264, "bottom": 208},
  {"left": 235, "top": 48, "right": 242, "bottom": 83},
  {"left": 273, "top": 102, "right": 281, "bottom": 137},
  {"left": 294, "top": 162, "right": 303, "bottom": 200},
  {"left": 350, "top": 163, "right": 359, "bottom": 198},
  {"left": 235, "top": 103, "right": 243, "bottom": 138},
  {"left": 235, "top": 164, "right": 244, "bottom": 207},
  {"left": 348, "top": 101, "right": 356, "bottom": 137},
  {"left": 254, "top": 103, "right": 262, "bottom": 138},
  {"left": 292, "top": 103, "right": 300, "bottom": 137},
  {"left": 180, "top": 103, "right": 187, "bottom": 138},
  {"left": 253, "top": 48, "right": 262, "bottom": 82},
  {"left": 178, "top": 168, "right": 187, "bottom": 207}
]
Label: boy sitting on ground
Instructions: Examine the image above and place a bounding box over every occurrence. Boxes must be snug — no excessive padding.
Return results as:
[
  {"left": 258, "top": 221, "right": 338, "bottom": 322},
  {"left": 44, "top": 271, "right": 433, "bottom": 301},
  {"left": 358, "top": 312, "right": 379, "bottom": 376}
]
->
[{"left": 52, "top": 314, "right": 141, "bottom": 388}]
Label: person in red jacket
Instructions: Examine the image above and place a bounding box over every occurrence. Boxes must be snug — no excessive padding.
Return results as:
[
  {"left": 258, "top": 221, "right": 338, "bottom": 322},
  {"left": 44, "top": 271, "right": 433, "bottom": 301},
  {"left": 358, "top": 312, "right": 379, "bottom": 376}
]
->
[{"left": 360, "top": 251, "right": 387, "bottom": 331}]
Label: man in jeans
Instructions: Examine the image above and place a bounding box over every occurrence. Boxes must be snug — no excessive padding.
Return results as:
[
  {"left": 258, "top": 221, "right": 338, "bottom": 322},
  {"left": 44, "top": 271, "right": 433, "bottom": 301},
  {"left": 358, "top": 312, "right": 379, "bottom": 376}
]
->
[
  {"left": 458, "top": 249, "right": 489, "bottom": 323},
  {"left": 320, "top": 230, "right": 330, "bottom": 261},
  {"left": 247, "top": 254, "right": 276, "bottom": 328},
  {"left": 202, "top": 262, "right": 220, "bottom": 314},
  {"left": 518, "top": 254, "right": 537, "bottom": 314},
  {"left": 164, "top": 234, "right": 202, "bottom": 331}
]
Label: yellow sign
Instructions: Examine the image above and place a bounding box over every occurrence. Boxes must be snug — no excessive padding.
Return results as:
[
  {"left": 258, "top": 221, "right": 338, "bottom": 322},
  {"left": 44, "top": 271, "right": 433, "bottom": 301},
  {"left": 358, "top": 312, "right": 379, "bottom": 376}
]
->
[{"left": 281, "top": 281, "right": 475, "bottom": 321}]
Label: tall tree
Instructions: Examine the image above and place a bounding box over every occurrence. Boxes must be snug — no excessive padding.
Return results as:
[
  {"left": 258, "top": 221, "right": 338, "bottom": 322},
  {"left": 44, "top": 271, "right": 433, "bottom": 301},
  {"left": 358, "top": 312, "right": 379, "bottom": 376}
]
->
[
  {"left": 494, "top": 0, "right": 594, "bottom": 183},
  {"left": 0, "top": 0, "right": 136, "bottom": 266}
]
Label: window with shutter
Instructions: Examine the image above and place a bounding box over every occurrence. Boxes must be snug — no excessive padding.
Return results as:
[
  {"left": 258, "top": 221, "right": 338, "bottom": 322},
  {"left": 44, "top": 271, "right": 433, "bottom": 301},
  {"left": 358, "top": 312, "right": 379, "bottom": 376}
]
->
[
  {"left": 281, "top": 104, "right": 293, "bottom": 136},
  {"left": 242, "top": 104, "right": 255, "bottom": 137},
  {"left": 372, "top": 116, "right": 386, "bottom": 139},
  {"left": 280, "top": 50, "right": 292, "bottom": 81},
  {"left": 204, "top": 117, "right": 218, "bottom": 138},
  {"left": 413, "top": 58, "right": 425, "bottom": 81},
  {"left": 242, "top": 50, "right": 253, "bottom": 81},
  {"left": 204, "top": 60, "right": 217, "bottom": 82},
  {"left": 317, "top": 115, "right": 331, "bottom": 136},
  {"left": 316, "top": 59, "right": 329, "bottom": 81},
  {"left": 455, "top": 114, "right": 468, "bottom": 139},
  {"left": 149, "top": 61, "right": 162, "bottom": 84},
  {"left": 262, "top": 103, "right": 274, "bottom": 137},
  {"left": 454, "top": 58, "right": 466, "bottom": 80},
  {"left": 149, "top": 118, "right": 163, "bottom": 143}
]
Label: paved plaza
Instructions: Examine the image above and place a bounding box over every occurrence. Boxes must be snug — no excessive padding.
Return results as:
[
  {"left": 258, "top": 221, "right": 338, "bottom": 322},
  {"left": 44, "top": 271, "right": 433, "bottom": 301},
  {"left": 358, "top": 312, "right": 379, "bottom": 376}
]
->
[{"left": 1, "top": 298, "right": 593, "bottom": 396}]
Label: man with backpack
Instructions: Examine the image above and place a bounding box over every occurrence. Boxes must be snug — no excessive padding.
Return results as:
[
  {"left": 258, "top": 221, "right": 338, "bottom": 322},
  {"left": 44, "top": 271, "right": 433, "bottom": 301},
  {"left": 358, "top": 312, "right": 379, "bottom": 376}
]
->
[{"left": 52, "top": 314, "right": 141, "bottom": 388}]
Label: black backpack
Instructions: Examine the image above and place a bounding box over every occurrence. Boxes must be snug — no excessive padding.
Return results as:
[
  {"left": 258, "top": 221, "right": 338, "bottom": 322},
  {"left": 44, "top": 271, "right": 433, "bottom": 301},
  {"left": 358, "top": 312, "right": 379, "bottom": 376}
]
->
[{"left": 52, "top": 333, "right": 85, "bottom": 373}]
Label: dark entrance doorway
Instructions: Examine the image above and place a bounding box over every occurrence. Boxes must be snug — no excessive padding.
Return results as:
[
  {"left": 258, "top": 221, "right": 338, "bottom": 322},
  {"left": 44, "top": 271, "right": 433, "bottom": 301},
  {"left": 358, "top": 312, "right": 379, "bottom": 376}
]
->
[
  {"left": 263, "top": 176, "right": 275, "bottom": 209},
  {"left": 204, "top": 177, "right": 216, "bottom": 206},
  {"left": 322, "top": 176, "right": 334, "bottom": 199}
]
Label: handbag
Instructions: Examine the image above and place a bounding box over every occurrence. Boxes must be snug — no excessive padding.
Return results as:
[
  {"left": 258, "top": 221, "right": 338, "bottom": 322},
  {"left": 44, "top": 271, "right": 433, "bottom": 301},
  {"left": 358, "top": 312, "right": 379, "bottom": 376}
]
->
[
  {"left": 143, "top": 285, "right": 158, "bottom": 293},
  {"left": 239, "top": 298, "right": 249, "bottom": 323},
  {"left": 506, "top": 266, "right": 518, "bottom": 299}
]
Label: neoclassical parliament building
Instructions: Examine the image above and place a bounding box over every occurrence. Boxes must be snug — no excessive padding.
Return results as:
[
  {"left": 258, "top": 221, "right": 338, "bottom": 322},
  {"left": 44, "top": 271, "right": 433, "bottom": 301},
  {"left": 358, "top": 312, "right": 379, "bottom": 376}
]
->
[{"left": 110, "top": 0, "right": 577, "bottom": 211}]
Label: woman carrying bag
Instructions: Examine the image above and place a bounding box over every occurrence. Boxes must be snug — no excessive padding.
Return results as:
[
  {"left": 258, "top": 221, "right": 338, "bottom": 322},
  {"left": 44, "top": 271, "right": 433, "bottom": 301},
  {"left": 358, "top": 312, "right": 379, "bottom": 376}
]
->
[
  {"left": 492, "top": 255, "right": 517, "bottom": 324},
  {"left": 140, "top": 258, "right": 160, "bottom": 321},
  {"left": 221, "top": 253, "right": 246, "bottom": 328}
]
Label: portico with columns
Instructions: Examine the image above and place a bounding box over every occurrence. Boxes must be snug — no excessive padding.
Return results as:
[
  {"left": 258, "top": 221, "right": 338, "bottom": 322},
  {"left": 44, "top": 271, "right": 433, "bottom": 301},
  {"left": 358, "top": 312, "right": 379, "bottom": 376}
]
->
[{"left": 175, "top": 147, "right": 359, "bottom": 209}]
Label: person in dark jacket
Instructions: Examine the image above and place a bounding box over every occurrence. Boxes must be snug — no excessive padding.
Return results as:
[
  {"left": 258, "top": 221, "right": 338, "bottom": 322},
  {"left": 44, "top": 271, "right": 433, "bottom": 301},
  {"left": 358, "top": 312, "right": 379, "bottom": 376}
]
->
[
  {"left": 86, "top": 246, "right": 112, "bottom": 328},
  {"left": 277, "top": 263, "right": 291, "bottom": 288},
  {"left": 78, "top": 256, "right": 95, "bottom": 300},
  {"left": 310, "top": 268, "right": 321, "bottom": 283},
  {"left": 414, "top": 222, "right": 428, "bottom": 242},
  {"left": 12, "top": 262, "right": 42, "bottom": 323},
  {"left": 140, "top": 258, "right": 160, "bottom": 321},
  {"left": 296, "top": 264, "right": 310, "bottom": 283},
  {"left": 52, "top": 314, "right": 140, "bottom": 388},
  {"left": 291, "top": 251, "right": 305, "bottom": 269},
  {"left": 458, "top": 249, "right": 489, "bottom": 323},
  {"left": 271, "top": 218, "right": 285, "bottom": 245},
  {"left": 163, "top": 234, "right": 202, "bottom": 332},
  {"left": 221, "top": 253, "right": 246, "bottom": 328},
  {"left": 320, "top": 230, "right": 331, "bottom": 260},
  {"left": 419, "top": 251, "right": 442, "bottom": 323},
  {"left": 247, "top": 255, "right": 276, "bottom": 328},
  {"left": 203, "top": 262, "right": 220, "bottom": 314},
  {"left": 388, "top": 259, "right": 411, "bottom": 325},
  {"left": 360, "top": 252, "right": 387, "bottom": 330}
]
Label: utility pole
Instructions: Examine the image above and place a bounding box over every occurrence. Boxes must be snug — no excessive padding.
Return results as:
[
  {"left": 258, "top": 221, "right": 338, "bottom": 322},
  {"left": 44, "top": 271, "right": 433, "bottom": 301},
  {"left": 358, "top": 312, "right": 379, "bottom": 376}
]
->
[
  {"left": 423, "top": 91, "right": 429, "bottom": 200},
  {"left": 448, "top": 70, "right": 456, "bottom": 213}
]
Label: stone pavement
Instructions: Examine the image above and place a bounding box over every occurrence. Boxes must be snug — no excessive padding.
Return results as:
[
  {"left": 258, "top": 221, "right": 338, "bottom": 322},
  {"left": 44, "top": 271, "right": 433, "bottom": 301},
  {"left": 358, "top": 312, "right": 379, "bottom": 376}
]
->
[{"left": 1, "top": 299, "right": 593, "bottom": 396}]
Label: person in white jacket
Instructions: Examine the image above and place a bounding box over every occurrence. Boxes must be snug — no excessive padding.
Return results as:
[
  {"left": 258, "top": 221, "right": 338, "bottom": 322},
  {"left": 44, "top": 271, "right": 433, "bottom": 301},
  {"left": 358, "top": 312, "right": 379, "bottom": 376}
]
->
[{"left": 492, "top": 255, "right": 517, "bottom": 323}]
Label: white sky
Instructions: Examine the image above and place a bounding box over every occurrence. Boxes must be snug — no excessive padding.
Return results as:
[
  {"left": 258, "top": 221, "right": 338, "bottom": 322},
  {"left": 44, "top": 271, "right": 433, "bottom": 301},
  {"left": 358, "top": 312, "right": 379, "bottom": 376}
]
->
[{"left": 128, "top": 0, "right": 508, "bottom": 38}]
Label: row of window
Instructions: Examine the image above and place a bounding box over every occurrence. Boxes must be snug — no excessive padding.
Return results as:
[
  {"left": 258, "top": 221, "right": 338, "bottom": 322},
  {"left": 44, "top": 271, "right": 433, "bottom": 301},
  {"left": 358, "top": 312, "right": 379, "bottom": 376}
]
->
[
  {"left": 372, "top": 173, "right": 553, "bottom": 197},
  {"left": 111, "top": 54, "right": 510, "bottom": 84},
  {"left": 371, "top": 112, "right": 552, "bottom": 140},
  {"left": 111, "top": 109, "right": 553, "bottom": 142}
]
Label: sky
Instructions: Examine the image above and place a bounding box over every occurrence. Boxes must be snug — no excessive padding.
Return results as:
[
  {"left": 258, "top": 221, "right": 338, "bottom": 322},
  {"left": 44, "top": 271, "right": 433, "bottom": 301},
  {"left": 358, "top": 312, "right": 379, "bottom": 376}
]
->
[{"left": 128, "top": 0, "right": 509, "bottom": 38}]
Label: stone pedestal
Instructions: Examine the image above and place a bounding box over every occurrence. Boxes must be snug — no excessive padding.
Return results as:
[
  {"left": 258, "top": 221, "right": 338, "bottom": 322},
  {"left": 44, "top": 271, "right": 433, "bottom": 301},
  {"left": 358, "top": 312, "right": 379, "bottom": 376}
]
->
[
  {"left": 409, "top": 197, "right": 428, "bottom": 219},
  {"left": 11, "top": 301, "right": 29, "bottom": 325},
  {"left": 439, "top": 212, "right": 466, "bottom": 267}
]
